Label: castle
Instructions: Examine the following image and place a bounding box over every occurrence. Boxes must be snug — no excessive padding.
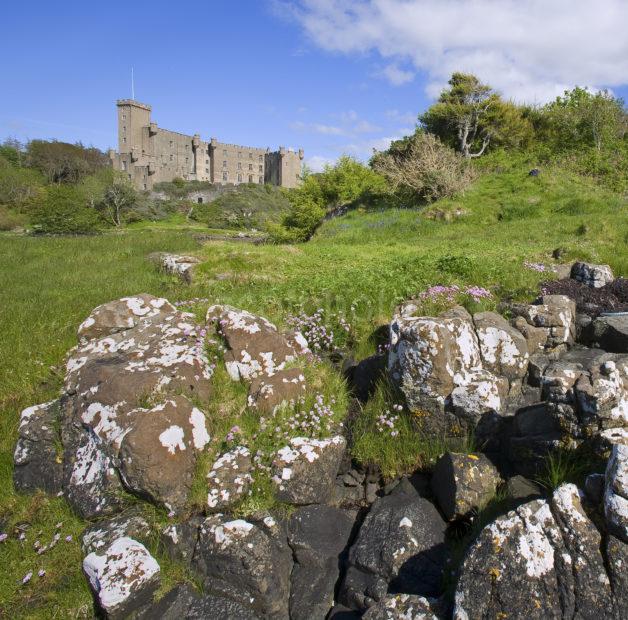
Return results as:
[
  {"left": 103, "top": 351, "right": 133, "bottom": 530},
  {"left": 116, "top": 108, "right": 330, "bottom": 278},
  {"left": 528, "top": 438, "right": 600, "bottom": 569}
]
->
[{"left": 108, "top": 99, "right": 304, "bottom": 191}]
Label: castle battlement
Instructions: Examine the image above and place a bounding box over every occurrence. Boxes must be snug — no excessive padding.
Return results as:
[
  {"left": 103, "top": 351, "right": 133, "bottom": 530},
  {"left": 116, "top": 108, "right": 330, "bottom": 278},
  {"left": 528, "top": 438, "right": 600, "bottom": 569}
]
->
[{"left": 111, "top": 100, "right": 303, "bottom": 191}]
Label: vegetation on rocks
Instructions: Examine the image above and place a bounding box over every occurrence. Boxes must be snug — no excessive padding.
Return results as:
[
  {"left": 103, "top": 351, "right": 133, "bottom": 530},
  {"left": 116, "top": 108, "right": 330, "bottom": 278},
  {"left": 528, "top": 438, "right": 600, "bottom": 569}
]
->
[{"left": 0, "top": 72, "right": 627, "bottom": 617}]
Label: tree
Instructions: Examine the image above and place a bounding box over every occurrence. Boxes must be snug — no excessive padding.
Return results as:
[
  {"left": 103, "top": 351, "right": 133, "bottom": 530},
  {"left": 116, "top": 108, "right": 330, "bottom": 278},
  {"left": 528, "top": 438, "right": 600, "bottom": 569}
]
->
[
  {"left": 98, "top": 177, "right": 137, "bottom": 226},
  {"left": 541, "top": 87, "right": 627, "bottom": 151},
  {"left": 26, "top": 140, "right": 109, "bottom": 183},
  {"left": 371, "top": 131, "right": 476, "bottom": 202},
  {"left": 420, "top": 73, "right": 532, "bottom": 157},
  {"left": 32, "top": 184, "right": 101, "bottom": 234}
]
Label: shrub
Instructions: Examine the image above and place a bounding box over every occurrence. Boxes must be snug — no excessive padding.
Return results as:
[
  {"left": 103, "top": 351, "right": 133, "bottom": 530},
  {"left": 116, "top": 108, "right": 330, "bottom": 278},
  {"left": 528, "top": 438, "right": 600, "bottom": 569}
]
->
[
  {"left": 31, "top": 185, "right": 101, "bottom": 234},
  {"left": 0, "top": 206, "right": 26, "bottom": 231},
  {"left": 372, "top": 132, "right": 476, "bottom": 203}
]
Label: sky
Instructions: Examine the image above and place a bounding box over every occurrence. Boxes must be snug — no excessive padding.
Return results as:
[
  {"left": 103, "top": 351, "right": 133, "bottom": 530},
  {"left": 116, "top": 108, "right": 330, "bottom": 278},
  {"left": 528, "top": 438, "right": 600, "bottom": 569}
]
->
[{"left": 2, "top": 0, "right": 627, "bottom": 172}]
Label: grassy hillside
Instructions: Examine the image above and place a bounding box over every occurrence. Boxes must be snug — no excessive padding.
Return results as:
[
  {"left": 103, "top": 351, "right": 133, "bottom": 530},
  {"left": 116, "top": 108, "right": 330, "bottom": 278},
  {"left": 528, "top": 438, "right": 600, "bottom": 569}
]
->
[{"left": 0, "top": 157, "right": 626, "bottom": 616}]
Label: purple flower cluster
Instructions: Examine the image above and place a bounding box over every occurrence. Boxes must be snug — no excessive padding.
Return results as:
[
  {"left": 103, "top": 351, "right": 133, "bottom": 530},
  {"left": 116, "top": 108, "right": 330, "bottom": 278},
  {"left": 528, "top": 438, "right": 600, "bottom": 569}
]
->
[
  {"left": 225, "top": 425, "right": 242, "bottom": 443},
  {"left": 464, "top": 286, "right": 493, "bottom": 302},
  {"left": 376, "top": 404, "right": 403, "bottom": 437},
  {"left": 418, "top": 284, "right": 492, "bottom": 304},
  {"left": 524, "top": 261, "right": 557, "bottom": 273},
  {"left": 4, "top": 521, "right": 73, "bottom": 587},
  {"left": 287, "top": 310, "right": 352, "bottom": 355}
]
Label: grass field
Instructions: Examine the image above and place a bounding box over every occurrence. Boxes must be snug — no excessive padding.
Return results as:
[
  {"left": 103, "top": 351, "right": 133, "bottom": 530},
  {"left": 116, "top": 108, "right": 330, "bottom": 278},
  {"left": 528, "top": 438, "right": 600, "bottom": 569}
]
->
[{"left": 0, "top": 157, "right": 626, "bottom": 616}]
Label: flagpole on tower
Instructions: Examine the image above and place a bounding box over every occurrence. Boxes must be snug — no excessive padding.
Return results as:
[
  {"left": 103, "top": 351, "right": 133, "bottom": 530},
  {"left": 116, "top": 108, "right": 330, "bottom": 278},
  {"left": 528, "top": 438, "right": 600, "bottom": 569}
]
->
[{"left": 131, "top": 67, "right": 135, "bottom": 100}]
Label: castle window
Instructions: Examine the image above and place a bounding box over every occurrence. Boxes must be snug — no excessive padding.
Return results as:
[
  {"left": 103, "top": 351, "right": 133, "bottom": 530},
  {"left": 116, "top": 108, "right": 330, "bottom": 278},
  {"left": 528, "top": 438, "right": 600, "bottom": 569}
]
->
[
  {"left": 185, "top": 157, "right": 189, "bottom": 163},
  {"left": 170, "top": 154, "right": 173, "bottom": 161},
  {"left": 185, "top": 145, "right": 189, "bottom": 150},
  {"left": 259, "top": 155, "right": 263, "bottom": 161},
  {"left": 238, "top": 151, "right": 242, "bottom": 158},
  {"left": 223, "top": 160, "right": 227, "bottom": 168},
  {"left": 223, "top": 149, "right": 227, "bottom": 156},
  {"left": 198, "top": 197, "right": 203, "bottom": 204},
  {"left": 169, "top": 140, "right": 173, "bottom": 147},
  {"left": 259, "top": 165, "right": 263, "bottom": 172},
  {"left": 248, "top": 164, "right": 253, "bottom": 171},
  {"left": 122, "top": 137, "right": 126, "bottom": 144},
  {"left": 223, "top": 172, "right": 228, "bottom": 181},
  {"left": 249, "top": 152, "right": 252, "bottom": 159},
  {"left": 258, "top": 176, "right": 263, "bottom": 184},
  {"left": 205, "top": 168, "right": 209, "bottom": 173},
  {"left": 205, "top": 159, "right": 209, "bottom": 164},
  {"left": 237, "top": 162, "right": 242, "bottom": 170},
  {"left": 237, "top": 174, "right": 242, "bottom": 182},
  {"left": 248, "top": 175, "right": 253, "bottom": 183},
  {"left": 143, "top": 184, "right": 147, "bottom": 190},
  {"left": 122, "top": 113, "right": 126, "bottom": 120},
  {"left": 121, "top": 160, "right": 127, "bottom": 171},
  {"left": 122, "top": 125, "right": 126, "bottom": 133}
]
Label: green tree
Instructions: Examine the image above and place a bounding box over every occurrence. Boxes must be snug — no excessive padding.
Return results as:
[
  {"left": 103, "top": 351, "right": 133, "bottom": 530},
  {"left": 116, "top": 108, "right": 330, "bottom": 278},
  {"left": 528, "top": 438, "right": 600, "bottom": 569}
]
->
[
  {"left": 31, "top": 184, "right": 101, "bottom": 234},
  {"left": 541, "top": 87, "right": 626, "bottom": 151},
  {"left": 26, "top": 139, "right": 109, "bottom": 183},
  {"left": 420, "top": 72, "right": 532, "bottom": 157},
  {"left": 97, "top": 176, "right": 137, "bottom": 226}
]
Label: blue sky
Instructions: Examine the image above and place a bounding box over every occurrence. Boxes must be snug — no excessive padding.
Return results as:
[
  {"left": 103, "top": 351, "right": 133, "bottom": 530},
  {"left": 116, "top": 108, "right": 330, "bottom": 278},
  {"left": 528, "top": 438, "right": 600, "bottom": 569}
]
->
[{"left": 2, "top": 1, "right": 627, "bottom": 171}]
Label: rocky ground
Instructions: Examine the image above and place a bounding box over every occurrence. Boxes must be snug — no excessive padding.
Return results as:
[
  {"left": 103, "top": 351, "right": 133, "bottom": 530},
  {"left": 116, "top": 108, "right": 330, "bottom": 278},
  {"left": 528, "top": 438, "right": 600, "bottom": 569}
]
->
[{"left": 12, "top": 259, "right": 628, "bottom": 619}]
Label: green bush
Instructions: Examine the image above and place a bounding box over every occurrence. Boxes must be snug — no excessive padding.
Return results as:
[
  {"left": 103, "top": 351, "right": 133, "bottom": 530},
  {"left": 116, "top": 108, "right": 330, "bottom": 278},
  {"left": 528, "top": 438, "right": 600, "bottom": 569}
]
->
[
  {"left": 0, "top": 205, "right": 26, "bottom": 231},
  {"left": 31, "top": 185, "right": 101, "bottom": 234}
]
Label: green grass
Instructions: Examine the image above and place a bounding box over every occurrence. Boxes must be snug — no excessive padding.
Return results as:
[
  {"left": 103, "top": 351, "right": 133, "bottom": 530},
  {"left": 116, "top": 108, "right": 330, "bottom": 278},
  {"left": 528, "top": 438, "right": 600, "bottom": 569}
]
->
[{"left": 0, "top": 157, "right": 626, "bottom": 616}]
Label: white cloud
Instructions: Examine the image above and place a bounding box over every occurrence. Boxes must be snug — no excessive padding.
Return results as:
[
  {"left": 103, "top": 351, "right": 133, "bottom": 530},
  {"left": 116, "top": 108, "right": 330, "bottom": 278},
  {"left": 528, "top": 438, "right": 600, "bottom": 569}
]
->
[
  {"left": 290, "top": 120, "right": 347, "bottom": 135},
  {"left": 378, "top": 63, "right": 415, "bottom": 86},
  {"left": 306, "top": 154, "right": 336, "bottom": 172},
  {"left": 344, "top": 135, "right": 403, "bottom": 158},
  {"left": 385, "top": 109, "right": 417, "bottom": 124},
  {"left": 291, "top": 111, "right": 381, "bottom": 137},
  {"left": 287, "top": 0, "right": 628, "bottom": 102}
]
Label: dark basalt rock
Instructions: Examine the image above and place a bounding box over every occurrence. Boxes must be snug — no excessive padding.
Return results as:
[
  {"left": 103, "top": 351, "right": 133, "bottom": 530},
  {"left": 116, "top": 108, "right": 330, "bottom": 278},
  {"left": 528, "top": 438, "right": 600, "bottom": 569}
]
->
[
  {"left": 339, "top": 478, "right": 447, "bottom": 612},
  {"left": 287, "top": 505, "right": 357, "bottom": 620}
]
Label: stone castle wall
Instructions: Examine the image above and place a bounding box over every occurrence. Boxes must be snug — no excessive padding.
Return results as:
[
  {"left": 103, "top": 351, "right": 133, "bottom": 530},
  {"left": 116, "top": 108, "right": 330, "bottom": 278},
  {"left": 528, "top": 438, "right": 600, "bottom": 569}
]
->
[{"left": 110, "top": 100, "right": 303, "bottom": 191}]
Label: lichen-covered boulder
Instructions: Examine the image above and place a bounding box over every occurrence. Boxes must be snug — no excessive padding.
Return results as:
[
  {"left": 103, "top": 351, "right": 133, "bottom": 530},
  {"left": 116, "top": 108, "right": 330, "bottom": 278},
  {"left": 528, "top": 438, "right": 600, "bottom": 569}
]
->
[
  {"left": 448, "top": 369, "right": 509, "bottom": 422},
  {"left": 575, "top": 357, "right": 628, "bottom": 428},
  {"left": 473, "top": 311, "right": 529, "bottom": 383},
  {"left": 149, "top": 252, "right": 201, "bottom": 284},
  {"left": 430, "top": 452, "right": 500, "bottom": 521},
  {"left": 77, "top": 294, "right": 176, "bottom": 342},
  {"left": 604, "top": 444, "right": 628, "bottom": 542},
  {"left": 571, "top": 261, "right": 614, "bottom": 288},
  {"left": 81, "top": 510, "right": 152, "bottom": 555},
  {"left": 192, "top": 514, "right": 292, "bottom": 619},
  {"left": 206, "top": 446, "right": 253, "bottom": 510},
  {"left": 207, "top": 304, "right": 309, "bottom": 382},
  {"left": 118, "top": 396, "right": 211, "bottom": 512},
  {"left": 453, "top": 484, "right": 614, "bottom": 619},
  {"left": 389, "top": 305, "right": 514, "bottom": 435},
  {"left": 287, "top": 505, "right": 356, "bottom": 620},
  {"left": 339, "top": 479, "right": 447, "bottom": 612},
  {"left": 389, "top": 306, "right": 482, "bottom": 410},
  {"left": 83, "top": 537, "right": 161, "bottom": 620},
  {"left": 13, "top": 400, "right": 63, "bottom": 494},
  {"left": 66, "top": 308, "right": 213, "bottom": 450},
  {"left": 511, "top": 295, "right": 576, "bottom": 349},
  {"left": 247, "top": 367, "right": 307, "bottom": 413},
  {"left": 361, "top": 594, "right": 440, "bottom": 619},
  {"left": 272, "top": 436, "right": 346, "bottom": 505}
]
